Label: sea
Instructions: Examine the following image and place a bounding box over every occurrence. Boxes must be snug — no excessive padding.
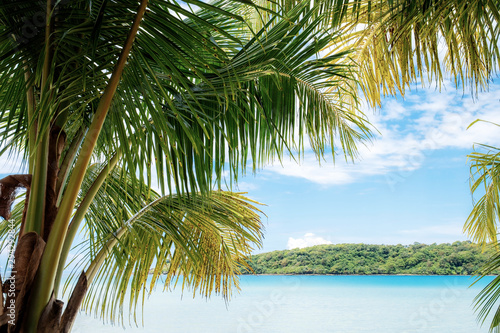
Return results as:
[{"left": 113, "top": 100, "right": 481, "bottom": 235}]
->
[{"left": 72, "top": 275, "right": 495, "bottom": 333}]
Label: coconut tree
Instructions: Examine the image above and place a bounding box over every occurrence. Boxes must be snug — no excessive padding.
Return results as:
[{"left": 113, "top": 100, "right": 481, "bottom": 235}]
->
[{"left": 0, "top": 0, "right": 372, "bottom": 331}]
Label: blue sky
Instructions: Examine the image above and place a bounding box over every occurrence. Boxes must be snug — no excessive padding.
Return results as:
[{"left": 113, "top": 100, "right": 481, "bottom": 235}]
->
[{"left": 1, "top": 80, "right": 499, "bottom": 255}]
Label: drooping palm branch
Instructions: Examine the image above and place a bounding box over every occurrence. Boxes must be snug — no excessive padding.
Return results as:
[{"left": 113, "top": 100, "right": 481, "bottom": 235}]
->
[
  {"left": 1, "top": 172, "right": 264, "bottom": 327},
  {"left": 324, "top": 0, "right": 500, "bottom": 108}
]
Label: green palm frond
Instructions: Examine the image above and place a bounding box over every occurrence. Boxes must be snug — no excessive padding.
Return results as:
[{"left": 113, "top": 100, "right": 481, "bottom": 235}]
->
[
  {"left": 474, "top": 250, "right": 500, "bottom": 332},
  {"left": 0, "top": 0, "right": 372, "bottom": 197},
  {"left": 88, "top": 1, "right": 372, "bottom": 195},
  {"left": 465, "top": 143, "right": 500, "bottom": 245},
  {"left": 327, "top": 0, "right": 500, "bottom": 108},
  {"left": 66, "top": 175, "right": 263, "bottom": 324}
]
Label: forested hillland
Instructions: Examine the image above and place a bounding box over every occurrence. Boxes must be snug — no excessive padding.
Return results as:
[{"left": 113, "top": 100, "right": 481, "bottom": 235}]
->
[{"left": 241, "top": 242, "right": 497, "bottom": 275}]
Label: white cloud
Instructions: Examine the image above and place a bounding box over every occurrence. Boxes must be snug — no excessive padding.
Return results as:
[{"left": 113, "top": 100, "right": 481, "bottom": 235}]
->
[
  {"left": 266, "top": 156, "right": 354, "bottom": 185},
  {"left": 263, "top": 83, "right": 500, "bottom": 187},
  {"left": 287, "top": 233, "right": 332, "bottom": 249},
  {"left": 380, "top": 99, "right": 408, "bottom": 121},
  {"left": 264, "top": 132, "right": 423, "bottom": 186}
]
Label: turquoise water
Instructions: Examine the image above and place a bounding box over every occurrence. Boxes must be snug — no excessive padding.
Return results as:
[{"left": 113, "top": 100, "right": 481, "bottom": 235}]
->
[{"left": 73, "top": 275, "right": 494, "bottom": 332}]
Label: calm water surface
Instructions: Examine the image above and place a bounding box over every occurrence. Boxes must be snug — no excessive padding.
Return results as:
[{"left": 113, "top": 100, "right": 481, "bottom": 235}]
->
[{"left": 73, "top": 275, "right": 494, "bottom": 332}]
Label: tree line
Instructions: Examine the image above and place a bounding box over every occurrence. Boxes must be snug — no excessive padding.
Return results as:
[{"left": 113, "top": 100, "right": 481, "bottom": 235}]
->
[{"left": 242, "top": 241, "right": 497, "bottom": 275}]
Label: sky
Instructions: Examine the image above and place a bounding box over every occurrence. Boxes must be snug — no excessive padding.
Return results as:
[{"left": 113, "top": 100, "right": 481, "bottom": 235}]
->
[{"left": 1, "top": 80, "right": 500, "bottom": 255}]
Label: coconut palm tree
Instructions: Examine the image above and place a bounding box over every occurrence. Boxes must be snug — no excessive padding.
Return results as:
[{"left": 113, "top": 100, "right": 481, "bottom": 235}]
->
[{"left": 0, "top": 0, "right": 372, "bottom": 331}]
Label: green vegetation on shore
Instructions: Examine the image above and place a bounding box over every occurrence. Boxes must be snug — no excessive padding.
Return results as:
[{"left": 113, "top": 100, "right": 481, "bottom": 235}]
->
[{"left": 242, "top": 241, "right": 497, "bottom": 275}]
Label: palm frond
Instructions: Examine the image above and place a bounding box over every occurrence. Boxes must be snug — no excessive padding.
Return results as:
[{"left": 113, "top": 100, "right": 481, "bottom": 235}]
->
[
  {"left": 98, "top": 1, "right": 372, "bottom": 196},
  {"left": 327, "top": 0, "right": 500, "bottom": 108},
  {"left": 465, "top": 144, "right": 500, "bottom": 245},
  {"left": 0, "top": 0, "right": 372, "bottom": 198},
  {"left": 474, "top": 249, "right": 500, "bottom": 332},
  {"left": 66, "top": 176, "right": 263, "bottom": 325}
]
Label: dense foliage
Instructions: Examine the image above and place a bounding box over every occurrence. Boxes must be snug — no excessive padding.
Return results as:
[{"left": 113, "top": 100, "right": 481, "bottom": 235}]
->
[{"left": 243, "top": 242, "right": 497, "bottom": 275}]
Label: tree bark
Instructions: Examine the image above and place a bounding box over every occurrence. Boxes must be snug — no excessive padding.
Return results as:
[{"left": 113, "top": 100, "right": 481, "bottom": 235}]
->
[
  {"left": 0, "top": 175, "right": 31, "bottom": 221},
  {"left": 1, "top": 232, "right": 45, "bottom": 332},
  {"left": 59, "top": 272, "right": 88, "bottom": 333},
  {"left": 37, "top": 293, "right": 63, "bottom": 333},
  {"left": 42, "top": 126, "right": 66, "bottom": 242}
]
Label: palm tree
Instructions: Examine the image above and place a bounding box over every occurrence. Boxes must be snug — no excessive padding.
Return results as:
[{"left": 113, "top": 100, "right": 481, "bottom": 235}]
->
[{"left": 0, "top": 0, "right": 371, "bottom": 331}]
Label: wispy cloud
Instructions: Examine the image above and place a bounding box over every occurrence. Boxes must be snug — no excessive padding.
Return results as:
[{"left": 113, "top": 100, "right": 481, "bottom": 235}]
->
[{"left": 263, "top": 82, "right": 500, "bottom": 186}]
